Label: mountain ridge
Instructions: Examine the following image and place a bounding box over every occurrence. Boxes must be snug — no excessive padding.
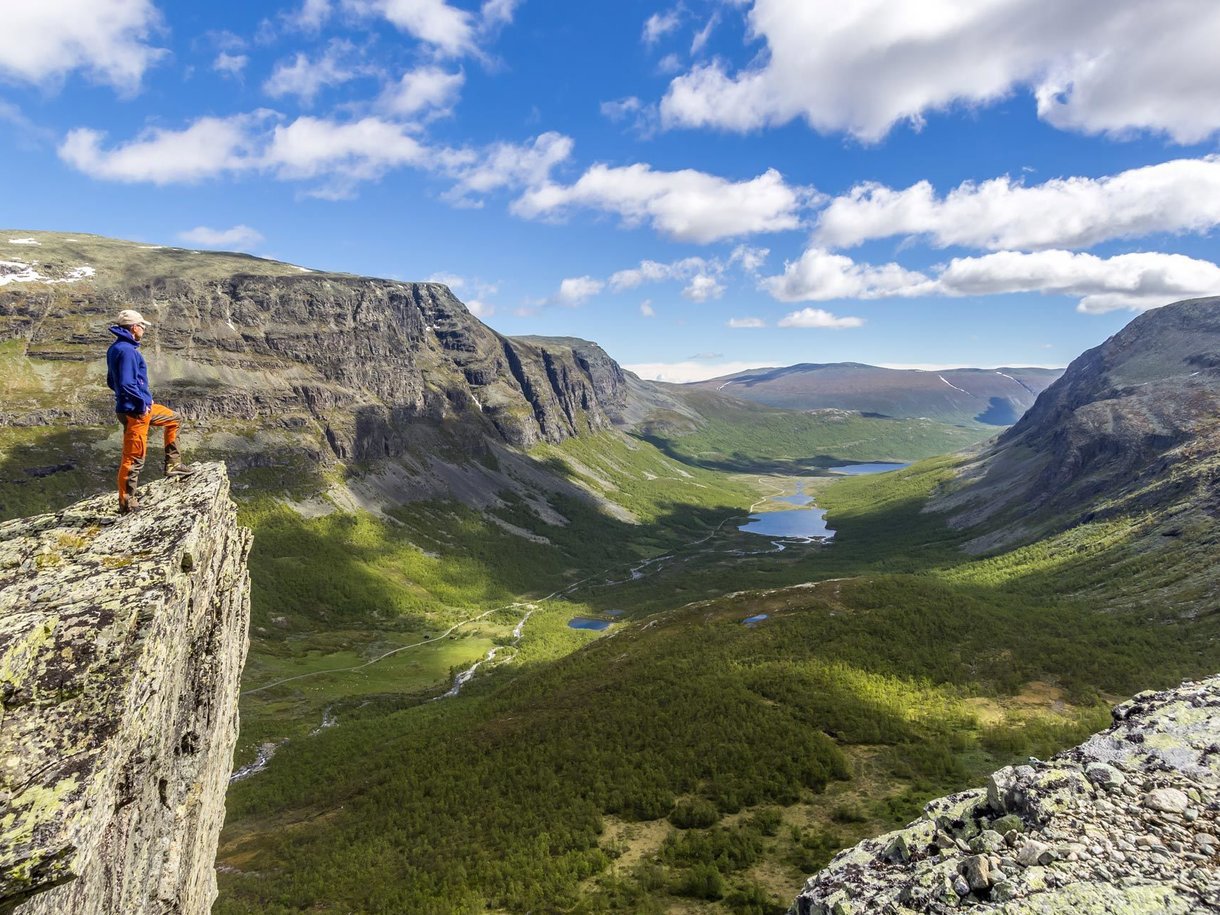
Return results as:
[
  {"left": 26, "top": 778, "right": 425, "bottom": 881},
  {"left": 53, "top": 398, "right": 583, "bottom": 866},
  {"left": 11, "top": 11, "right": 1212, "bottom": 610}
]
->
[
  {"left": 933, "top": 295, "right": 1220, "bottom": 552},
  {"left": 690, "top": 362, "right": 1063, "bottom": 426}
]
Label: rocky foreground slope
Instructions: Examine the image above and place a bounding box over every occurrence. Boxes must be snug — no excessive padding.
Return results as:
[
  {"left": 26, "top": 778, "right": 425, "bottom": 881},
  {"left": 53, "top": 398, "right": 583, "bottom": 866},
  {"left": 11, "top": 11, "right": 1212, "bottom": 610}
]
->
[
  {"left": 792, "top": 677, "right": 1220, "bottom": 914},
  {"left": 0, "top": 464, "right": 249, "bottom": 914}
]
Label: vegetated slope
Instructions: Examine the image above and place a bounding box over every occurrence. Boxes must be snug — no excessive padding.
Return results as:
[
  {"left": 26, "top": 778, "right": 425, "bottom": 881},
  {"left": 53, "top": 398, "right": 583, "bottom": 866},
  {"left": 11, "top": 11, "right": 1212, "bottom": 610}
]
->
[
  {"left": 215, "top": 456, "right": 1220, "bottom": 915},
  {"left": 211, "top": 292, "right": 1220, "bottom": 914},
  {"left": 934, "top": 296, "right": 1220, "bottom": 556},
  {"left": 691, "top": 363, "right": 1062, "bottom": 426}
]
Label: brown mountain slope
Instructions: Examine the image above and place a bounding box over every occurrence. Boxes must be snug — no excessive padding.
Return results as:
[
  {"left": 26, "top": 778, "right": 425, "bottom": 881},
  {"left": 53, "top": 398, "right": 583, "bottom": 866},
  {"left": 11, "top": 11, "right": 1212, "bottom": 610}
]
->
[{"left": 931, "top": 296, "right": 1220, "bottom": 551}]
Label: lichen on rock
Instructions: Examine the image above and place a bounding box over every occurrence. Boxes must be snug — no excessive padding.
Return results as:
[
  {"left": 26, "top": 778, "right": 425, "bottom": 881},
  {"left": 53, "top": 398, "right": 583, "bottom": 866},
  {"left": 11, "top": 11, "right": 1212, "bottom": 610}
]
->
[
  {"left": 791, "top": 677, "right": 1220, "bottom": 914},
  {"left": 0, "top": 464, "right": 250, "bottom": 914}
]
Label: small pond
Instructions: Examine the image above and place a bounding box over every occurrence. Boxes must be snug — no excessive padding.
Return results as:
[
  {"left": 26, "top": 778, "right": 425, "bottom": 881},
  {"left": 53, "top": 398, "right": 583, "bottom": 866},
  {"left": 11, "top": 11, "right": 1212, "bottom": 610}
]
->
[
  {"left": 569, "top": 617, "right": 613, "bottom": 631},
  {"left": 742, "top": 613, "right": 769, "bottom": 626}
]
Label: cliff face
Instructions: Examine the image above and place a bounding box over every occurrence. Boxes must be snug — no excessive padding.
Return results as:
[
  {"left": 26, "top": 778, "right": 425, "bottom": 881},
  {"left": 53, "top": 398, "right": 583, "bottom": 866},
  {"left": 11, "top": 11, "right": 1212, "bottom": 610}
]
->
[
  {"left": 0, "top": 232, "right": 630, "bottom": 473},
  {"left": 792, "top": 677, "right": 1220, "bottom": 915},
  {"left": 0, "top": 464, "right": 250, "bottom": 914}
]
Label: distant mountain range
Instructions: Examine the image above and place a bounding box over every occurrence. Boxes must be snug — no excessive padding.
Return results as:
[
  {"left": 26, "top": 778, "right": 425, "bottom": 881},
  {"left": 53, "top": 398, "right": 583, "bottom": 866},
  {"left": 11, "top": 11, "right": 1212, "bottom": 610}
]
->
[{"left": 689, "top": 363, "right": 1063, "bottom": 426}]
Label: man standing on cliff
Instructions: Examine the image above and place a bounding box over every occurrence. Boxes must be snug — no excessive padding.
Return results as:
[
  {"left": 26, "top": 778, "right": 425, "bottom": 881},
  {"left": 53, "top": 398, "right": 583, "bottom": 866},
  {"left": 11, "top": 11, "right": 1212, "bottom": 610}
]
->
[{"left": 106, "top": 309, "right": 195, "bottom": 514}]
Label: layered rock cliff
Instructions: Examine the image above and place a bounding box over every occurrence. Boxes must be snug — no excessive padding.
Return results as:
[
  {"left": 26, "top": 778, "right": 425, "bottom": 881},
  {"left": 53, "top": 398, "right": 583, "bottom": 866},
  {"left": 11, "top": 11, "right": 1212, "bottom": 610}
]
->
[
  {"left": 0, "top": 231, "right": 629, "bottom": 472},
  {"left": 792, "top": 676, "right": 1220, "bottom": 914},
  {"left": 0, "top": 464, "right": 250, "bottom": 914}
]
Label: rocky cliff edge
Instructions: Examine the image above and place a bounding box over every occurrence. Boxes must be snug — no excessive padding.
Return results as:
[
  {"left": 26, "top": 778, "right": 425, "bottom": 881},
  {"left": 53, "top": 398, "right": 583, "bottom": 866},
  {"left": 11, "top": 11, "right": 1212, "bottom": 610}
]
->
[
  {"left": 0, "top": 464, "right": 250, "bottom": 914},
  {"left": 792, "top": 677, "right": 1220, "bottom": 914}
]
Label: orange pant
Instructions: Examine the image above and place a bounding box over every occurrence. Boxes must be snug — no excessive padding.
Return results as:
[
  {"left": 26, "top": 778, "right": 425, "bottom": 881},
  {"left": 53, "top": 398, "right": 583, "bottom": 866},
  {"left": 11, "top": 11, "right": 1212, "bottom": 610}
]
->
[{"left": 118, "top": 404, "right": 182, "bottom": 507}]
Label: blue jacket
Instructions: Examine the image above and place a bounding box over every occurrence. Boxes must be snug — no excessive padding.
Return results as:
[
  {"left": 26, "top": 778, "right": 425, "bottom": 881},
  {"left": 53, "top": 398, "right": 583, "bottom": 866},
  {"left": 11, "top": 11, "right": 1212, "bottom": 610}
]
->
[{"left": 106, "top": 326, "right": 153, "bottom": 416}]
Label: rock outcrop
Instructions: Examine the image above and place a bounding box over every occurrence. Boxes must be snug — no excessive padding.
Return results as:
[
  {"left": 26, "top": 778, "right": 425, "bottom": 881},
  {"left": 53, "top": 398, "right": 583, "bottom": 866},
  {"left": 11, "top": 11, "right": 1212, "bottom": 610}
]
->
[
  {"left": 0, "top": 464, "right": 250, "bottom": 914},
  {"left": 792, "top": 677, "right": 1220, "bottom": 914}
]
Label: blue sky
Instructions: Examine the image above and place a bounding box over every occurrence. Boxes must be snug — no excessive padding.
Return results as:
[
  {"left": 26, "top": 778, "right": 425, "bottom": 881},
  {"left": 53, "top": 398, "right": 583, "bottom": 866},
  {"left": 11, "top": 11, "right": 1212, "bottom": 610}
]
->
[{"left": 3, "top": 0, "right": 1220, "bottom": 380}]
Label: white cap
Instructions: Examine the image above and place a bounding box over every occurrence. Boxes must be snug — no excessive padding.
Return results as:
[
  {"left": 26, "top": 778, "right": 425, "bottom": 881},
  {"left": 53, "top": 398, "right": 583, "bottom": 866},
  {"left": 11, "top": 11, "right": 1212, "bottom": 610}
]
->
[{"left": 116, "top": 309, "right": 150, "bottom": 327}]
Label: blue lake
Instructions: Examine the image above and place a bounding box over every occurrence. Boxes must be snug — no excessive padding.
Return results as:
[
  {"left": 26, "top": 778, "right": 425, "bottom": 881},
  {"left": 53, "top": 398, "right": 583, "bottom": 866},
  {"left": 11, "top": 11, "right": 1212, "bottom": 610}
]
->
[
  {"left": 742, "top": 613, "right": 769, "bottom": 625},
  {"left": 739, "top": 464, "right": 907, "bottom": 539},
  {"left": 827, "top": 462, "right": 910, "bottom": 475},
  {"left": 739, "top": 506, "right": 834, "bottom": 539},
  {"left": 568, "top": 617, "right": 612, "bottom": 631},
  {"left": 773, "top": 488, "right": 815, "bottom": 506}
]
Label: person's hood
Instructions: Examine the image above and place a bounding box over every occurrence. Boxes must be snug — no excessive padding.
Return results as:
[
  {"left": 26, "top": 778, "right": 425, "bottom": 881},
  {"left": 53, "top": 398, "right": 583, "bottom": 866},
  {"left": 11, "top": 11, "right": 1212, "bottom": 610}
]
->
[{"left": 109, "top": 325, "right": 140, "bottom": 346}]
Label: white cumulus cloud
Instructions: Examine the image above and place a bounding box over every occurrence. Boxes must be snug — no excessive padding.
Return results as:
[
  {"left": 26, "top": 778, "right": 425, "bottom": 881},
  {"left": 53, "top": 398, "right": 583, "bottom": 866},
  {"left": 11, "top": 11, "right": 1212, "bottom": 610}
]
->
[
  {"left": 609, "top": 256, "right": 711, "bottom": 291},
  {"left": 727, "top": 317, "right": 766, "bottom": 328},
  {"left": 764, "top": 246, "right": 1220, "bottom": 313},
  {"left": 346, "top": 0, "right": 475, "bottom": 55},
  {"left": 816, "top": 156, "right": 1220, "bottom": 251},
  {"left": 765, "top": 248, "right": 929, "bottom": 302},
  {"left": 0, "top": 0, "right": 164, "bottom": 93},
  {"left": 777, "top": 308, "right": 864, "bottom": 329},
  {"left": 291, "top": 0, "right": 333, "bottom": 30},
  {"left": 660, "top": 0, "right": 1220, "bottom": 143},
  {"left": 213, "top": 52, "right": 249, "bottom": 78},
  {"left": 264, "top": 116, "right": 427, "bottom": 196},
  {"left": 933, "top": 250, "right": 1220, "bottom": 313},
  {"left": 344, "top": 0, "right": 518, "bottom": 57},
  {"left": 59, "top": 113, "right": 569, "bottom": 203},
  {"left": 380, "top": 65, "right": 465, "bottom": 117},
  {"left": 444, "top": 132, "right": 572, "bottom": 203},
  {"left": 264, "top": 41, "right": 366, "bottom": 104},
  {"left": 58, "top": 115, "right": 261, "bottom": 184},
  {"left": 513, "top": 164, "right": 810, "bottom": 243},
  {"left": 643, "top": 9, "right": 683, "bottom": 45},
  {"left": 178, "top": 225, "right": 264, "bottom": 249},
  {"left": 683, "top": 274, "right": 724, "bottom": 302},
  {"left": 554, "top": 276, "right": 604, "bottom": 306}
]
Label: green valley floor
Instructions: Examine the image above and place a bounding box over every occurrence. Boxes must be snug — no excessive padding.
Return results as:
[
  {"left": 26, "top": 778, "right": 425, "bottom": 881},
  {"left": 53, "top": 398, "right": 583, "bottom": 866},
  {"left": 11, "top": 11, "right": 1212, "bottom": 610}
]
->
[{"left": 209, "top": 435, "right": 1217, "bottom": 915}]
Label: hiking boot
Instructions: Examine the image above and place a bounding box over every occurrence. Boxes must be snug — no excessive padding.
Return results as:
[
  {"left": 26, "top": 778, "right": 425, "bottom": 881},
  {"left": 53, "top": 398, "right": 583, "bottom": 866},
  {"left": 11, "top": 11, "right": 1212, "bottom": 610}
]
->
[
  {"left": 119, "top": 498, "right": 141, "bottom": 515},
  {"left": 165, "top": 462, "right": 197, "bottom": 479}
]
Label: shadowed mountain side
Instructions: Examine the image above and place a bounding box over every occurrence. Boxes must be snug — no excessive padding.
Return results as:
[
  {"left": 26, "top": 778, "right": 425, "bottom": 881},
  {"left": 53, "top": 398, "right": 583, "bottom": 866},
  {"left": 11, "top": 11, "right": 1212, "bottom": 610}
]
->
[{"left": 932, "top": 296, "right": 1220, "bottom": 552}]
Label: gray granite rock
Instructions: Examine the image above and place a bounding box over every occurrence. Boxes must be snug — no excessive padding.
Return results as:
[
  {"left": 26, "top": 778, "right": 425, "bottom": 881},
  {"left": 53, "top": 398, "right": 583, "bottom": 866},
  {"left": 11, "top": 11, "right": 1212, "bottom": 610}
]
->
[
  {"left": 0, "top": 464, "right": 250, "bottom": 914},
  {"left": 792, "top": 677, "right": 1220, "bottom": 915}
]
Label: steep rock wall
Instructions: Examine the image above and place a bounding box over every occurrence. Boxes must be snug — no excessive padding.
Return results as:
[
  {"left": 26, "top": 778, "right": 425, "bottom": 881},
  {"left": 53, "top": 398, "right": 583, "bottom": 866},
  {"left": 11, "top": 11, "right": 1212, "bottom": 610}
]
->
[
  {"left": 1, "top": 265, "right": 628, "bottom": 459},
  {"left": 792, "top": 676, "right": 1220, "bottom": 914},
  {"left": 0, "top": 464, "right": 250, "bottom": 914}
]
